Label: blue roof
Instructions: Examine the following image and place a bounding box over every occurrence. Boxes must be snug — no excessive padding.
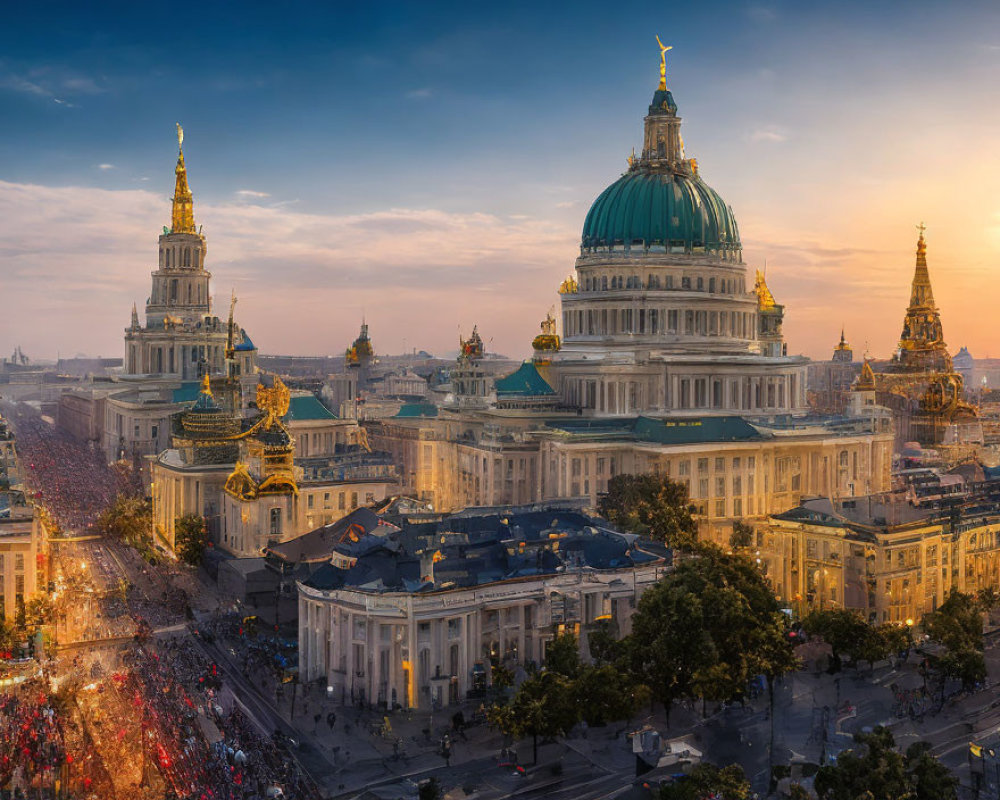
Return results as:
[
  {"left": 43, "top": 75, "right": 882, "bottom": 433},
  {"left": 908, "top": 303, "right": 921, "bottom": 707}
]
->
[
  {"left": 234, "top": 329, "right": 256, "bottom": 352},
  {"left": 284, "top": 395, "right": 337, "bottom": 421},
  {"left": 172, "top": 381, "right": 201, "bottom": 404},
  {"left": 395, "top": 403, "right": 438, "bottom": 418},
  {"left": 495, "top": 362, "right": 555, "bottom": 396}
]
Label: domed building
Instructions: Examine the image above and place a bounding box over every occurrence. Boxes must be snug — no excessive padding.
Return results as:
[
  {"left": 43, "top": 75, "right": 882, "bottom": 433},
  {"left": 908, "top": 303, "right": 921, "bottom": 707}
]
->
[
  {"left": 366, "top": 45, "right": 892, "bottom": 539},
  {"left": 550, "top": 64, "right": 807, "bottom": 417}
]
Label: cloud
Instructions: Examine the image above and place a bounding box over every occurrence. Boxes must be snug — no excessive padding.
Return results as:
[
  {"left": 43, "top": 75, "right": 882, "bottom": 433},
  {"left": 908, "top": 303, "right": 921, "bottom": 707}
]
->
[
  {"left": 234, "top": 189, "right": 270, "bottom": 199},
  {"left": 0, "top": 180, "right": 576, "bottom": 360},
  {"left": 97, "top": 163, "right": 115, "bottom": 171},
  {"left": 406, "top": 88, "right": 433, "bottom": 99},
  {"left": 0, "top": 68, "right": 102, "bottom": 106},
  {"left": 746, "top": 5, "right": 777, "bottom": 22},
  {"left": 749, "top": 126, "right": 788, "bottom": 144}
]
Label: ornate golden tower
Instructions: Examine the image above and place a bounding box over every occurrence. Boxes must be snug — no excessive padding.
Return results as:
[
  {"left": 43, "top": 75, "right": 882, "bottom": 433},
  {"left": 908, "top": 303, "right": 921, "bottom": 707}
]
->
[
  {"left": 171, "top": 123, "right": 196, "bottom": 234},
  {"left": 892, "top": 226, "right": 950, "bottom": 373}
]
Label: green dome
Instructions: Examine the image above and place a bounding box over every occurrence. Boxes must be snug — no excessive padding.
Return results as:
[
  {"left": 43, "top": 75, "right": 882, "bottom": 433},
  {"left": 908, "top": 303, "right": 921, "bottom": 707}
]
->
[{"left": 582, "top": 170, "right": 740, "bottom": 252}]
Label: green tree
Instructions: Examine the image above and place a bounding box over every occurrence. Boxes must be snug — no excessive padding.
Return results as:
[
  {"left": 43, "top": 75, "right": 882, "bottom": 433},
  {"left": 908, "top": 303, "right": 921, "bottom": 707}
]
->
[
  {"left": 814, "top": 727, "right": 956, "bottom": 800},
  {"left": 923, "top": 589, "right": 987, "bottom": 694},
  {"left": 489, "top": 670, "right": 577, "bottom": 764},
  {"left": 905, "top": 741, "right": 959, "bottom": 800},
  {"left": 659, "top": 763, "right": 751, "bottom": 800},
  {"left": 598, "top": 473, "right": 698, "bottom": 549},
  {"left": 544, "top": 633, "right": 581, "bottom": 678},
  {"left": 628, "top": 550, "right": 796, "bottom": 724},
  {"left": 97, "top": 495, "right": 152, "bottom": 549},
  {"left": 574, "top": 663, "right": 649, "bottom": 726},
  {"left": 729, "top": 520, "right": 754, "bottom": 552},
  {"left": 174, "top": 513, "right": 208, "bottom": 566}
]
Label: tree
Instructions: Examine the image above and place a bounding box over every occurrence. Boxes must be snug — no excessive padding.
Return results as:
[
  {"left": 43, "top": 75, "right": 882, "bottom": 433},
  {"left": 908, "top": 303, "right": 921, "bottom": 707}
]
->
[
  {"left": 659, "top": 763, "right": 751, "bottom": 800},
  {"left": 174, "top": 514, "right": 208, "bottom": 566},
  {"left": 905, "top": 741, "right": 959, "bottom": 800},
  {"left": 814, "top": 727, "right": 956, "bottom": 800},
  {"left": 598, "top": 474, "right": 698, "bottom": 549},
  {"left": 97, "top": 495, "right": 152, "bottom": 549},
  {"left": 729, "top": 520, "right": 754, "bottom": 552},
  {"left": 574, "top": 663, "right": 649, "bottom": 726},
  {"left": 628, "top": 549, "right": 797, "bottom": 724},
  {"left": 923, "top": 589, "right": 987, "bottom": 694},
  {"left": 543, "top": 633, "right": 581, "bottom": 678},
  {"left": 489, "top": 670, "right": 577, "bottom": 764}
]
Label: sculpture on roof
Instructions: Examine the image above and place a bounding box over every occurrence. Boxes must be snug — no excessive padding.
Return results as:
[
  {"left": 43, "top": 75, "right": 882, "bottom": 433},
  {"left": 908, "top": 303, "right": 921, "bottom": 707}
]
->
[{"left": 655, "top": 36, "right": 672, "bottom": 91}]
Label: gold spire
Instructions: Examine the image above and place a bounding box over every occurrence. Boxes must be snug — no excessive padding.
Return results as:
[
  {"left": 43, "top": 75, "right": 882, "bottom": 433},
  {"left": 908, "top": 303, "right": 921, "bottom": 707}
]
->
[
  {"left": 909, "top": 222, "right": 934, "bottom": 309},
  {"left": 171, "top": 123, "right": 196, "bottom": 234},
  {"left": 655, "top": 36, "right": 673, "bottom": 91}
]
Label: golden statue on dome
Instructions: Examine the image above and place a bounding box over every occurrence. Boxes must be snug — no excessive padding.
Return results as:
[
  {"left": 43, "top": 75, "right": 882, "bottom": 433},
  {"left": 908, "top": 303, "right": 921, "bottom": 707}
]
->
[{"left": 656, "top": 36, "right": 672, "bottom": 91}]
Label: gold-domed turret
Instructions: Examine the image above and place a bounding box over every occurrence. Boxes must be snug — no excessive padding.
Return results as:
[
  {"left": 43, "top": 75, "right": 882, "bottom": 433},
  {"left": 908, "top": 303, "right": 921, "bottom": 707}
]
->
[{"left": 171, "top": 123, "right": 197, "bottom": 235}]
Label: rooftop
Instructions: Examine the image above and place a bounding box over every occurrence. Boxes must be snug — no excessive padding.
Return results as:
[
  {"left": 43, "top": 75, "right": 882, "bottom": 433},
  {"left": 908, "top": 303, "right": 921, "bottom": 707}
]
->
[{"left": 302, "top": 508, "right": 670, "bottom": 595}]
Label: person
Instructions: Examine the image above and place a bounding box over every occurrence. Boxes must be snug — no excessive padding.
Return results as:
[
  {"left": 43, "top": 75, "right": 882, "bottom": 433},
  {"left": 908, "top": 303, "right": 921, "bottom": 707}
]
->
[{"left": 326, "top": 711, "right": 336, "bottom": 731}]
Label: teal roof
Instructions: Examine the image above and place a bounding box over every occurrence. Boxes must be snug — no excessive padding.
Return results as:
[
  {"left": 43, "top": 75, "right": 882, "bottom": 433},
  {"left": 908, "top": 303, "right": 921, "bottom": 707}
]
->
[
  {"left": 582, "top": 170, "right": 740, "bottom": 252},
  {"left": 284, "top": 395, "right": 337, "bottom": 421},
  {"left": 395, "top": 403, "right": 438, "bottom": 418},
  {"left": 495, "top": 362, "right": 555, "bottom": 397},
  {"left": 548, "top": 416, "right": 762, "bottom": 445},
  {"left": 172, "top": 382, "right": 201, "bottom": 404},
  {"left": 632, "top": 416, "right": 761, "bottom": 445}
]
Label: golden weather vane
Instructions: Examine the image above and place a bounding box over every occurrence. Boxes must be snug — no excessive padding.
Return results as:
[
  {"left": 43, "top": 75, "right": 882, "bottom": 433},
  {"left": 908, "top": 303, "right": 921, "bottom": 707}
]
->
[{"left": 656, "top": 35, "right": 673, "bottom": 91}]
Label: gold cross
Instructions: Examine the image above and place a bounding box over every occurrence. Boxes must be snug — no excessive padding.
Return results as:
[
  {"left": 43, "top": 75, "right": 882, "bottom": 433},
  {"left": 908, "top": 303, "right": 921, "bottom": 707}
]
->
[{"left": 916, "top": 221, "right": 926, "bottom": 235}]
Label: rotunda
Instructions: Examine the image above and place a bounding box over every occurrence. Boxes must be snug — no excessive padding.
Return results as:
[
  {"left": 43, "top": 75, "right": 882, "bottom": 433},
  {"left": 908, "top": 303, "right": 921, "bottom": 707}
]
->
[{"left": 551, "top": 47, "right": 807, "bottom": 418}]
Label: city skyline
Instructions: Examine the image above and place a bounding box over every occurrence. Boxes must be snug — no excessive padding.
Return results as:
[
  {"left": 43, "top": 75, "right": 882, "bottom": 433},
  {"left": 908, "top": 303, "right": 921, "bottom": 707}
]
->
[{"left": 2, "top": 0, "right": 1000, "bottom": 362}]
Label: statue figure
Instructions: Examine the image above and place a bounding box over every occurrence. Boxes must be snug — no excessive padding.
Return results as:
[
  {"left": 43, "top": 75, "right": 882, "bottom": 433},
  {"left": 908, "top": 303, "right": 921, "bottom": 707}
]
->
[{"left": 656, "top": 35, "right": 673, "bottom": 91}]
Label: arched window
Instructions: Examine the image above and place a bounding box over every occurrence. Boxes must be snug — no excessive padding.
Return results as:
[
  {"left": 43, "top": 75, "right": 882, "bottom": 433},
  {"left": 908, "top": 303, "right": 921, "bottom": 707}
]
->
[
  {"left": 709, "top": 277, "right": 716, "bottom": 293},
  {"left": 601, "top": 276, "right": 608, "bottom": 291}
]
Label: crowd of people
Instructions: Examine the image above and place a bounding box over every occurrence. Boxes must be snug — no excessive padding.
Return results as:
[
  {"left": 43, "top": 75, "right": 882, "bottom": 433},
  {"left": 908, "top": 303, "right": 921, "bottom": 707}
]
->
[
  {"left": 117, "top": 640, "right": 321, "bottom": 799},
  {"left": 0, "top": 687, "right": 67, "bottom": 796},
  {"left": 2, "top": 404, "right": 131, "bottom": 535}
]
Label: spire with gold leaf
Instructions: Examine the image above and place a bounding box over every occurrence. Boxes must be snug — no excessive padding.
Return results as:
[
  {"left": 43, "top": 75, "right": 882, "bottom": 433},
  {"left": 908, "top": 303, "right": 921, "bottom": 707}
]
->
[
  {"left": 171, "top": 123, "right": 197, "bottom": 234},
  {"left": 754, "top": 269, "right": 776, "bottom": 310},
  {"left": 894, "top": 224, "right": 950, "bottom": 372}
]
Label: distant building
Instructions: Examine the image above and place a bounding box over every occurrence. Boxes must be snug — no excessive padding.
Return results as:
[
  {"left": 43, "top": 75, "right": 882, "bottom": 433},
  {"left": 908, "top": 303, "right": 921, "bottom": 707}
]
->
[
  {"left": 869, "top": 230, "right": 981, "bottom": 449},
  {"left": 806, "top": 330, "right": 859, "bottom": 415}
]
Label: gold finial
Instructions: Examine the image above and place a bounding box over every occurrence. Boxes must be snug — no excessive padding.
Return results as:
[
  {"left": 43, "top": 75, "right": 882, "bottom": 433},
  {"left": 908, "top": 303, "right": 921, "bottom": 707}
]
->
[
  {"left": 627, "top": 147, "right": 636, "bottom": 168},
  {"left": 177, "top": 122, "right": 184, "bottom": 150},
  {"left": 655, "top": 36, "right": 673, "bottom": 91},
  {"left": 200, "top": 373, "right": 213, "bottom": 397}
]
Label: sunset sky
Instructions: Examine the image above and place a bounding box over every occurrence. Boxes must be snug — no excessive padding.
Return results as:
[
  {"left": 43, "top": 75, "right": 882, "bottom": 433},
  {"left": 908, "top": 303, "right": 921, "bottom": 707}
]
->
[{"left": 2, "top": 0, "right": 1000, "bottom": 362}]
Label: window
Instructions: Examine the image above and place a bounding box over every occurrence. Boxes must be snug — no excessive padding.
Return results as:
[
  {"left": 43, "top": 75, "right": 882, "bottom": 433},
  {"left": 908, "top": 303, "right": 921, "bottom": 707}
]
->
[
  {"left": 351, "top": 492, "right": 358, "bottom": 508},
  {"left": 714, "top": 457, "right": 725, "bottom": 472},
  {"left": 715, "top": 476, "right": 726, "bottom": 496},
  {"left": 678, "top": 460, "right": 690, "bottom": 477},
  {"left": 698, "top": 458, "right": 709, "bottom": 475},
  {"left": 715, "top": 499, "right": 726, "bottom": 517},
  {"left": 365, "top": 492, "right": 375, "bottom": 504},
  {"left": 338, "top": 493, "right": 346, "bottom": 510},
  {"left": 269, "top": 507, "right": 282, "bottom": 535},
  {"left": 151, "top": 424, "right": 158, "bottom": 440},
  {"left": 307, "top": 494, "right": 314, "bottom": 509},
  {"left": 14, "top": 554, "right": 24, "bottom": 571},
  {"left": 698, "top": 478, "right": 709, "bottom": 498}
]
